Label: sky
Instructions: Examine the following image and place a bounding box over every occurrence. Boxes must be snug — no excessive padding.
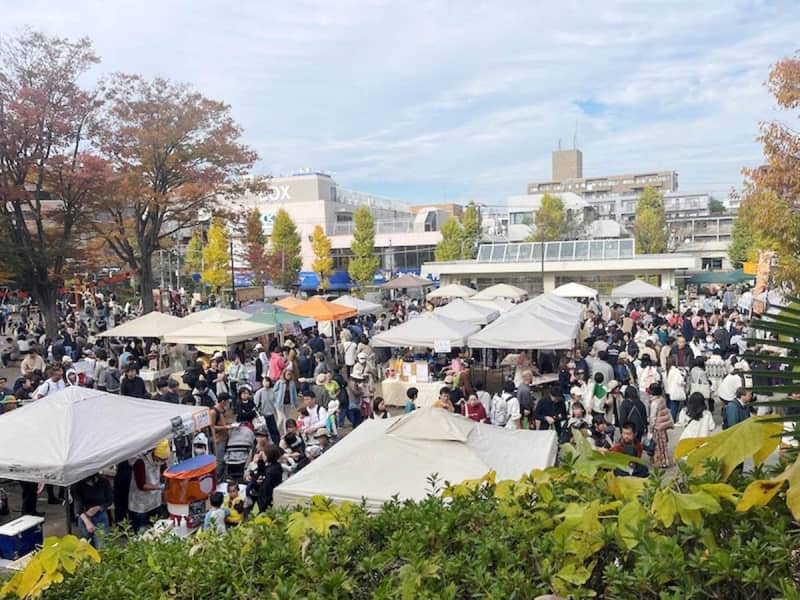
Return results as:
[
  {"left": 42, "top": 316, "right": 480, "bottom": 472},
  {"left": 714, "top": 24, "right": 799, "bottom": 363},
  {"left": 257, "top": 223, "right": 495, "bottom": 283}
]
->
[{"left": 2, "top": 0, "right": 798, "bottom": 208}]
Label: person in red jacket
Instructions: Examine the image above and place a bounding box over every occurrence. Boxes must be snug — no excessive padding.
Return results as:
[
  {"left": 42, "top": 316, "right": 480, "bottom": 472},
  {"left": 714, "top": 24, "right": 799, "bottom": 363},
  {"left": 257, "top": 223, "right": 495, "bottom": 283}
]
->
[{"left": 464, "top": 393, "right": 488, "bottom": 423}]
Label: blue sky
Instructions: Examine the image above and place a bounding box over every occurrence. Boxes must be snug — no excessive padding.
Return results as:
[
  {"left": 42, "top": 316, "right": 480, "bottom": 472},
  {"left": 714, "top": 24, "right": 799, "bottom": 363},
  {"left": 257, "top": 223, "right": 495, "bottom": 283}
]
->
[{"left": 2, "top": 0, "right": 797, "bottom": 208}]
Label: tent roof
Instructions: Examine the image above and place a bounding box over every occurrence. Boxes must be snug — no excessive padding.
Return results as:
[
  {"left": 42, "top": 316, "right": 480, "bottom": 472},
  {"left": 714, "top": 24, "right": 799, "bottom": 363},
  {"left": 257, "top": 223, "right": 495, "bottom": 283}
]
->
[
  {"left": 247, "top": 308, "right": 313, "bottom": 327},
  {"left": 370, "top": 312, "right": 480, "bottom": 348},
  {"left": 427, "top": 283, "right": 477, "bottom": 300},
  {"left": 332, "top": 295, "right": 383, "bottom": 315},
  {"left": 240, "top": 301, "right": 279, "bottom": 315},
  {"left": 380, "top": 273, "right": 432, "bottom": 289},
  {"left": 163, "top": 318, "right": 275, "bottom": 345},
  {"left": 552, "top": 281, "right": 598, "bottom": 298},
  {"left": 611, "top": 279, "right": 671, "bottom": 299},
  {"left": 471, "top": 283, "right": 527, "bottom": 301},
  {"left": 0, "top": 387, "right": 206, "bottom": 485},
  {"left": 273, "top": 408, "right": 558, "bottom": 511},
  {"left": 262, "top": 285, "right": 290, "bottom": 298},
  {"left": 510, "top": 293, "right": 585, "bottom": 323},
  {"left": 686, "top": 269, "right": 754, "bottom": 285},
  {"left": 287, "top": 296, "right": 358, "bottom": 321},
  {"left": 182, "top": 307, "right": 251, "bottom": 322},
  {"left": 273, "top": 296, "right": 303, "bottom": 310},
  {"left": 468, "top": 309, "right": 577, "bottom": 349},
  {"left": 433, "top": 298, "right": 500, "bottom": 325},
  {"left": 96, "top": 311, "right": 185, "bottom": 338},
  {"left": 468, "top": 297, "right": 516, "bottom": 313}
]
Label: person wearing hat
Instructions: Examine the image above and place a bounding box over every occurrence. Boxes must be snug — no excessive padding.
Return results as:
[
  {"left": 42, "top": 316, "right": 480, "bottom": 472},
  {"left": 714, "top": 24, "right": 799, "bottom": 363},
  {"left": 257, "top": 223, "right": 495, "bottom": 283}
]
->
[
  {"left": 0, "top": 394, "right": 17, "bottom": 414},
  {"left": 313, "top": 427, "right": 331, "bottom": 452},
  {"left": 254, "top": 343, "right": 268, "bottom": 383},
  {"left": 128, "top": 440, "right": 170, "bottom": 532},
  {"left": 192, "top": 432, "right": 209, "bottom": 457}
]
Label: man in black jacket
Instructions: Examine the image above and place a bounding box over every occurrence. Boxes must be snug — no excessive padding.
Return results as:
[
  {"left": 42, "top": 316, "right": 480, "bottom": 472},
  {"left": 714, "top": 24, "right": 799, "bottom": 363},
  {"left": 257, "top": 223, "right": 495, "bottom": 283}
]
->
[{"left": 120, "top": 364, "right": 147, "bottom": 399}]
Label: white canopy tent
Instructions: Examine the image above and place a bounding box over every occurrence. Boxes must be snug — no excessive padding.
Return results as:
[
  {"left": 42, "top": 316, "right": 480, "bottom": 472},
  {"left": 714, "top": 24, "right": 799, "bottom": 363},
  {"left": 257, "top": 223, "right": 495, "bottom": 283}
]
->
[
  {"left": 182, "top": 307, "right": 251, "bottom": 322},
  {"left": 0, "top": 387, "right": 205, "bottom": 486},
  {"left": 262, "top": 285, "right": 290, "bottom": 299},
  {"left": 611, "top": 279, "right": 671, "bottom": 299},
  {"left": 273, "top": 408, "right": 558, "bottom": 511},
  {"left": 427, "top": 283, "right": 477, "bottom": 300},
  {"left": 433, "top": 298, "right": 500, "bottom": 326},
  {"left": 332, "top": 295, "right": 383, "bottom": 315},
  {"left": 163, "top": 316, "right": 275, "bottom": 346},
  {"left": 468, "top": 297, "right": 516, "bottom": 313},
  {"left": 95, "top": 311, "right": 186, "bottom": 338},
  {"left": 370, "top": 312, "right": 480, "bottom": 348},
  {"left": 510, "top": 293, "right": 585, "bottom": 326},
  {"left": 468, "top": 310, "right": 578, "bottom": 349},
  {"left": 552, "top": 282, "right": 598, "bottom": 298},
  {"left": 471, "top": 283, "right": 528, "bottom": 302}
]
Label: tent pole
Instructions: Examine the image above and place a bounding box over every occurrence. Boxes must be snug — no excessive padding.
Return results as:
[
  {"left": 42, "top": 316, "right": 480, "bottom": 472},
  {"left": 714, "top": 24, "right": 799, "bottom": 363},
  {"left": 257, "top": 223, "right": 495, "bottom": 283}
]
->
[{"left": 64, "top": 485, "right": 72, "bottom": 534}]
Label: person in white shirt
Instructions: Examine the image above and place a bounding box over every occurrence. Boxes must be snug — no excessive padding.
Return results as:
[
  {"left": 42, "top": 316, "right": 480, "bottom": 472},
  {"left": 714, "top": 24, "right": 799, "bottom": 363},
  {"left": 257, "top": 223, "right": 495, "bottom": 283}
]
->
[
  {"left": 490, "top": 391, "right": 508, "bottom": 427},
  {"left": 678, "top": 392, "right": 716, "bottom": 440},
  {"left": 501, "top": 380, "right": 520, "bottom": 430},
  {"left": 301, "top": 389, "right": 328, "bottom": 437},
  {"left": 474, "top": 382, "right": 492, "bottom": 417},
  {"left": 35, "top": 365, "right": 66, "bottom": 399}
]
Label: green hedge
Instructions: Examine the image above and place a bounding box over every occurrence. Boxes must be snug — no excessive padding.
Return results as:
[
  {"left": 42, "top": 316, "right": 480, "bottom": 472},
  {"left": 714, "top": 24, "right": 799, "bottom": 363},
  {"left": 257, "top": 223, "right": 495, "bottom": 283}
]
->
[{"left": 34, "top": 461, "right": 800, "bottom": 600}]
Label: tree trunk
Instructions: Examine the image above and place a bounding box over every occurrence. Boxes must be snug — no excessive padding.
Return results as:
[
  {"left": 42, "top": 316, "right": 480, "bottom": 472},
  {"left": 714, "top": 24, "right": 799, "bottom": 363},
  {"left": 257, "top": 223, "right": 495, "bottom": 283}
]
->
[
  {"left": 33, "top": 282, "right": 59, "bottom": 341},
  {"left": 139, "top": 255, "right": 155, "bottom": 314}
]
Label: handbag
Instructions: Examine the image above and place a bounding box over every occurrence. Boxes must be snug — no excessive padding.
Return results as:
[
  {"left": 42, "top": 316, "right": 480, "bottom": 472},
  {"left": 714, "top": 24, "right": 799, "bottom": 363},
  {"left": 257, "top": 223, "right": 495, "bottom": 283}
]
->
[
  {"left": 252, "top": 415, "right": 267, "bottom": 431},
  {"left": 642, "top": 436, "right": 656, "bottom": 456}
]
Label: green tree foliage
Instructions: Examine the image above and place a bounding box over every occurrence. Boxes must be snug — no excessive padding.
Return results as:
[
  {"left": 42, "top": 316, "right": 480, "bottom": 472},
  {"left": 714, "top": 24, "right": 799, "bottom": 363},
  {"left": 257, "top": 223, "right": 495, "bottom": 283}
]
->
[
  {"left": 435, "top": 217, "right": 464, "bottom": 261},
  {"left": 270, "top": 209, "right": 302, "bottom": 289},
  {"left": 37, "top": 427, "right": 800, "bottom": 599},
  {"left": 728, "top": 216, "right": 755, "bottom": 268},
  {"left": 201, "top": 218, "right": 230, "bottom": 291},
  {"left": 183, "top": 230, "right": 203, "bottom": 276},
  {"left": 634, "top": 187, "right": 668, "bottom": 253},
  {"left": 708, "top": 198, "right": 726, "bottom": 214},
  {"left": 244, "top": 208, "right": 271, "bottom": 285},
  {"left": 310, "top": 225, "right": 334, "bottom": 290},
  {"left": 348, "top": 206, "right": 379, "bottom": 294},
  {"left": 534, "top": 193, "right": 567, "bottom": 241},
  {"left": 460, "top": 201, "right": 481, "bottom": 258}
]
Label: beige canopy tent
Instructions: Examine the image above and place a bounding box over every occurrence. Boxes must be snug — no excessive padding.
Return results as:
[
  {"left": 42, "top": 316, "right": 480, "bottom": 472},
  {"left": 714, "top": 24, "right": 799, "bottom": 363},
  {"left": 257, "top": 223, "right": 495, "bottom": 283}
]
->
[
  {"left": 380, "top": 273, "right": 432, "bottom": 289},
  {"left": 182, "top": 307, "right": 252, "bottom": 322},
  {"left": 471, "top": 283, "right": 527, "bottom": 301},
  {"left": 273, "top": 408, "right": 558, "bottom": 511},
  {"left": 552, "top": 282, "right": 598, "bottom": 298},
  {"left": 370, "top": 312, "right": 480, "bottom": 348},
  {"left": 96, "top": 311, "right": 185, "bottom": 338},
  {"left": 332, "top": 295, "right": 383, "bottom": 315},
  {"left": 163, "top": 314, "right": 275, "bottom": 345},
  {"left": 433, "top": 298, "right": 500, "bottom": 326},
  {"left": 427, "top": 283, "right": 477, "bottom": 300},
  {"left": 611, "top": 279, "right": 672, "bottom": 299}
]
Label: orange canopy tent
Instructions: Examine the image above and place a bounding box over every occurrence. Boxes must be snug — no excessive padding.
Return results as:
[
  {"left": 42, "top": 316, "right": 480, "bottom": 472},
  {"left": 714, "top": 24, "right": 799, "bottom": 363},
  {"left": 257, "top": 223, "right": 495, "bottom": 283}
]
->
[
  {"left": 273, "top": 296, "right": 303, "bottom": 310},
  {"left": 287, "top": 296, "right": 357, "bottom": 321}
]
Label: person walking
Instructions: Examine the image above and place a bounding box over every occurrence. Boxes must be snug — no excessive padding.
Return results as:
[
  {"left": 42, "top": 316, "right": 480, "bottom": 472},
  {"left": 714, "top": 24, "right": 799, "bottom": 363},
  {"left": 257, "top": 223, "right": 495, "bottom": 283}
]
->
[{"left": 647, "top": 383, "right": 673, "bottom": 468}]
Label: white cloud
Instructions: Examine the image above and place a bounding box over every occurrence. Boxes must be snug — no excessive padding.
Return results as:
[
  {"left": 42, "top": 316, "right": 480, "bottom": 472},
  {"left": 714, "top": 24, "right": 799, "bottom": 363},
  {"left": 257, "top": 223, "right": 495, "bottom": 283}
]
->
[{"left": 1, "top": 0, "right": 797, "bottom": 205}]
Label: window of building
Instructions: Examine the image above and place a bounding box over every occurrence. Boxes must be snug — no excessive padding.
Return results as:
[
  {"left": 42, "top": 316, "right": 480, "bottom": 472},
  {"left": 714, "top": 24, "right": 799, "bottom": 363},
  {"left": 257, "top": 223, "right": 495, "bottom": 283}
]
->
[
  {"left": 510, "top": 211, "right": 533, "bottom": 225},
  {"left": 701, "top": 258, "right": 723, "bottom": 271}
]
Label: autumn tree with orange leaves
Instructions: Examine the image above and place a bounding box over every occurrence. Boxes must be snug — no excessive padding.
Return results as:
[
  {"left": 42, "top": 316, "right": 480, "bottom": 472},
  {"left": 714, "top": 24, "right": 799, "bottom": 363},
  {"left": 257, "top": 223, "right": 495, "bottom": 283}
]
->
[
  {"left": 0, "top": 30, "right": 109, "bottom": 337},
  {"left": 734, "top": 49, "right": 800, "bottom": 286},
  {"left": 93, "top": 74, "right": 257, "bottom": 312}
]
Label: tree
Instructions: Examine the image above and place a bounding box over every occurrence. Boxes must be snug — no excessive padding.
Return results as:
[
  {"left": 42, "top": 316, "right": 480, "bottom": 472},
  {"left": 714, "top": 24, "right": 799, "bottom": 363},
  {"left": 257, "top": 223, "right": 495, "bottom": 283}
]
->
[
  {"left": 310, "top": 225, "right": 333, "bottom": 289},
  {"left": 633, "top": 187, "right": 668, "bottom": 253},
  {"left": 201, "top": 217, "right": 230, "bottom": 291},
  {"left": 708, "top": 198, "right": 725, "bottom": 214},
  {"left": 243, "top": 208, "right": 271, "bottom": 285},
  {"left": 270, "top": 209, "right": 301, "bottom": 289},
  {"left": 348, "top": 205, "right": 379, "bottom": 294},
  {"left": 728, "top": 215, "right": 755, "bottom": 269},
  {"left": 460, "top": 201, "right": 481, "bottom": 258},
  {"left": 0, "top": 30, "right": 107, "bottom": 338},
  {"left": 435, "top": 217, "right": 464, "bottom": 261},
  {"left": 93, "top": 74, "right": 256, "bottom": 313},
  {"left": 524, "top": 194, "right": 566, "bottom": 242},
  {"left": 738, "top": 50, "right": 800, "bottom": 286},
  {"left": 183, "top": 230, "right": 203, "bottom": 277}
]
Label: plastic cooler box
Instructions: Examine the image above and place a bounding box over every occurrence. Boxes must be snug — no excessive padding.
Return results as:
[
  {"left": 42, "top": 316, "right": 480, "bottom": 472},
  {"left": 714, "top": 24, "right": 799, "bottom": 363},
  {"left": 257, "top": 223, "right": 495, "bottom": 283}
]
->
[
  {"left": 0, "top": 515, "right": 44, "bottom": 560},
  {"left": 164, "top": 455, "right": 217, "bottom": 528}
]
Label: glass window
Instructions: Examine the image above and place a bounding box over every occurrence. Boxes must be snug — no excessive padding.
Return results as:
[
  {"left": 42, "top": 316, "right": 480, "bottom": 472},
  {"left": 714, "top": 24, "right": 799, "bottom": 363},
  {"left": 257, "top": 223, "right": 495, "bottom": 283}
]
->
[
  {"left": 560, "top": 241, "right": 575, "bottom": 260},
  {"left": 518, "top": 243, "right": 533, "bottom": 261},
  {"left": 545, "top": 242, "right": 560, "bottom": 260},
  {"left": 531, "top": 242, "right": 543, "bottom": 261},
  {"left": 477, "top": 245, "right": 492, "bottom": 261},
  {"left": 590, "top": 241, "right": 604, "bottom": 259},
  {"left": 575, "top": 241, "right": 589, "bottom": 259},
  {"left": 604, "top": 239, "right": 619, "bottom": 258},
  {"left": 620, "top": 239, "right": 634, "bottom": 257},
  {"left": 510, "top": 212, "right": 532, "bottom": 225},
  {"left": 506, "top": 244, "right": 520, "bottom": 262},
  {"left": 491, "top": 244, "right": 507, "bottom": 262}
]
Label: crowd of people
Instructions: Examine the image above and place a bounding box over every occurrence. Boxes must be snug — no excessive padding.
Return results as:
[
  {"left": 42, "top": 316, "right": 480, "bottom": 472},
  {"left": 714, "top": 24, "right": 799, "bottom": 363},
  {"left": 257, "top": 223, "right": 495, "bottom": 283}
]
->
[{"left": 0, "top": 281, "right": 779, "bottom": 545}]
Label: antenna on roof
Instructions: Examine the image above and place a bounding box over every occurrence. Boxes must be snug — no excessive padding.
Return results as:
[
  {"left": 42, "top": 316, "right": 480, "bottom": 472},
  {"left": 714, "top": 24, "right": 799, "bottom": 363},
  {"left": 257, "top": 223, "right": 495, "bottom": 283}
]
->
[{"left": 573, "top": 119, "right": 578, "bottom": 149}]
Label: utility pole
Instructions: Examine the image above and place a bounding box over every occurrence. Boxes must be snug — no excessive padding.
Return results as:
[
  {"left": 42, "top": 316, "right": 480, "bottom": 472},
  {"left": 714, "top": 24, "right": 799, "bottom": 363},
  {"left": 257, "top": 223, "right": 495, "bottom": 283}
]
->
[
  {"left": 159, "top": 249, "right": 165, "bottom": 289},
  {"left": 230, "top": 237, "right": 236, "bottom": 308}
]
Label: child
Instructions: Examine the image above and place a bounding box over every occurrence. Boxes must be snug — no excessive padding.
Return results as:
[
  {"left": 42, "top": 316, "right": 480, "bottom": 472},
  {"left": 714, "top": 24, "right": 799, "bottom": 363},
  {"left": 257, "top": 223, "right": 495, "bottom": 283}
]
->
[
  {"left": 326, "top": 400, "right": 340, "bottom": 437},
  {"left": 203, "top": 491, "right": 228, "bottom": 534},
  {"left": 223, "top": 482, "right": 244, "bottom": 527}
]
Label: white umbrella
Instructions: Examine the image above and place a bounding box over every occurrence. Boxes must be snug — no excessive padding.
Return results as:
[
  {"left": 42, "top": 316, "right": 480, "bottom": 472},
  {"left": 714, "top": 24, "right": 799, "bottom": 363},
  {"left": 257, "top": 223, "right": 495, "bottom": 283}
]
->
[
  {"left": 471, "top": 283, "right": 527, "bottom": 301},
  {"left": 427, "top": 283, "right": 477, "bottom": 300},
  {"left": 332, "top": 295, "right": 383, "bottom": 315},
  {"left": 552, "top": 282, "right": 598, "bottom": 298},
  {"left": 370, "top": 312, "right": 479, "bottom": 348},
  {"left": 96, "top": 311, "right": 185, "bottom": 338},
  {"left": 611, "top": 279, "right": 671, "bottom": 299},
  {"left": 433, "top": 298, "right": 500, "bottom": 326}
]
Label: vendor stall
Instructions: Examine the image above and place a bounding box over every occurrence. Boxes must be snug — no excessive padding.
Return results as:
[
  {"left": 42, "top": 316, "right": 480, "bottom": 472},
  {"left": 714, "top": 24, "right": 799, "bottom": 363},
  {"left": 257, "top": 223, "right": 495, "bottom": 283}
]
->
[
  {"left": 471, "top": 283, "right": 527, "bottom": 302},
  {"left": 163, "top": 314, "right": 275, "bottom": 346},
  {"left": 610, "top": 279, "right": 672, "bottom": 299},
  {"left": 433, "top": 298, "right": 499, "bottom": 326},
  {"left": 95, "top": 311, "right": 185, "bottom": 339},
  {"left": 380, "top": 379, "right": 443, "bottom": 408},
  {"left": 552, "top": 281, "right": 598, "bottom": 298},
  {"left": 332, "top": 295, "right": 383, "bottom": 315},
  {"left": 370, "top": 312, "right": 480, "bottom": 349},
  {"left": 427, "top": 283, "right": 476, "bottom": 300}
]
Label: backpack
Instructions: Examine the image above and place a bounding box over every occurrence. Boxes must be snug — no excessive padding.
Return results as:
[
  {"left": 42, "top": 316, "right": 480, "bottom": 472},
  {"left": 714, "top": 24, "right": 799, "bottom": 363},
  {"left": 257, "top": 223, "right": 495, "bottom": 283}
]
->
[
  {"left": 195, "top": 390, "right": 214, "bottom": 408},
  {"left": 627, "top": 401, "right": 648, "bottom": 439}
]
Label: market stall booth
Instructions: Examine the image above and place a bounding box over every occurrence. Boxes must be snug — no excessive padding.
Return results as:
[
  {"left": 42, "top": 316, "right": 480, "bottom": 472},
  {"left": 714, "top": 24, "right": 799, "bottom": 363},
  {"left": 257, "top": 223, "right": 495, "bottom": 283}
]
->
[
  {"left": 332, "top": 295, "right": 383, "bottom": 315},
  {"left": 433, "top": 298, "right": 500, "bottom": 326},
  {"left": 471, "top": 283, "right": 527, "bottom": 302},
  {"left": 273, "top": 408, "right": 558, "bottom": 511},
  {"left": 427, "top": 283, "right": 477, "bottom": 300},
  {"left": 610, "top": 279, "right": 672, "bottom": 299},
  {"left": 552, "top": 281, "right": 598, "bottom": 298}
]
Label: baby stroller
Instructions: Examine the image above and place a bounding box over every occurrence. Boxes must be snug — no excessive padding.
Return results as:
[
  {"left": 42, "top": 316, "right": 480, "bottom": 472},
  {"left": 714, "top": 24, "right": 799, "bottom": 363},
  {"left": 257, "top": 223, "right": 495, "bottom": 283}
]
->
[{"left": 224, "top": 424, "right": 255, "bottom": 481}]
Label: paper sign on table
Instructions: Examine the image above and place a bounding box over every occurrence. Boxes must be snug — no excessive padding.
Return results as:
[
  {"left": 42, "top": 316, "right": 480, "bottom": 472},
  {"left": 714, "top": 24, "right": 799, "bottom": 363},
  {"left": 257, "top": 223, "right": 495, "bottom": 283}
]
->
[{"left": 433, "top": 339, "right": 451, "bottom": 354}]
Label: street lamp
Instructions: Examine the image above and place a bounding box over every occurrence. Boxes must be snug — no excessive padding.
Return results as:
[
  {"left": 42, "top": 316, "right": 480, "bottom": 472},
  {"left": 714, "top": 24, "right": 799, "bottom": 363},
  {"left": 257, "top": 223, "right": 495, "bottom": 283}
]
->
[{"left": 229, "top": 237, "right": 236, "bottom": 308}]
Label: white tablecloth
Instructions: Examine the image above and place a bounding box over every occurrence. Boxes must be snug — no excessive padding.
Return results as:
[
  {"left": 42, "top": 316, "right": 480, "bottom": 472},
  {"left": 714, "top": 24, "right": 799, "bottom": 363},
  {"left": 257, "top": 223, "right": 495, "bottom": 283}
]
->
[{"left": 140, "top": 367, "right": 178, "bottom": 393}]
